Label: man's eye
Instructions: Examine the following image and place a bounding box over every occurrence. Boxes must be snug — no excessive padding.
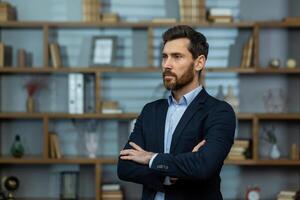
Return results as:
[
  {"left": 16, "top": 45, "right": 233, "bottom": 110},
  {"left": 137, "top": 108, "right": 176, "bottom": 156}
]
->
[{"left": 174, "top": 55, "right": 181, "bottom": 59}]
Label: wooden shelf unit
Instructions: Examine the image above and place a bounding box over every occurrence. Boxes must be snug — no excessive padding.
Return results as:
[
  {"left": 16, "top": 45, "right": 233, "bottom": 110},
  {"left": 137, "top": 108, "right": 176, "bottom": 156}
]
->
[
  {"left": 1, "top": 66, "right": 300, "bottom": 74},
  {"left": 1, "top": 19, "right": 300, "bottom": 200}
]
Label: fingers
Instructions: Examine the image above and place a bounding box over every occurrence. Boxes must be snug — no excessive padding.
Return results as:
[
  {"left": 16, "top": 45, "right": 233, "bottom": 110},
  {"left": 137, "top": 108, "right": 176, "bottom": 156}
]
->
[
  {"left": 192, "top": 139, "right": 206, "bottom": 152},
  {"left": 129, "top": 142, "right": 144, "bottom": 151}
]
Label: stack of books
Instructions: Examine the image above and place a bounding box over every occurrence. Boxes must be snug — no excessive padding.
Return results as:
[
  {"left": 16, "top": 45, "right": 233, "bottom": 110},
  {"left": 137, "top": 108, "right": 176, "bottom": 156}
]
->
[
  {"left": 178, "top": 0, "right": 206, "bottom": 23},
  {"left": 240, "top": 35, "right": 254, "bottom": 68},
  {"left": 82, "top": 0, "right": 101, "bottom": 21},
  {"left": 0, "top": 2, "right": 16, "bottom": 21},
  {"left": 227, "top": 139, "right": 250, "bottom": 160},
  {"left": 208, "top": 8, "right": 233, "bottom": 23},
  {"left": 49, "top": 132, "right": 62, "bottom": 159},
  {"left": 277, "top": 190, "right": 299, "bottom": 200},
  {"left": 102, "top": 183, "right": 123, "bottom": 200},
  {"left": 100, "top": 101, "right": 122, "bottom": 114},
  {"left": 101, "top": 13, "right": 120, "bottom": 23},
  {"left": 0, "top": 42, "right": 12, "bottom": 67}
]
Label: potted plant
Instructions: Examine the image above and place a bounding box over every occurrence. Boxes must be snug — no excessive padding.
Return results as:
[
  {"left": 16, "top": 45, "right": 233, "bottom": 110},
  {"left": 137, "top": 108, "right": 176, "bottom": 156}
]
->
[
  {"left": 261, "top": 125, "right": 281, "bottom": 159},
  {"left": 23, "top": 77, "right": 47, "bottom": 113}
]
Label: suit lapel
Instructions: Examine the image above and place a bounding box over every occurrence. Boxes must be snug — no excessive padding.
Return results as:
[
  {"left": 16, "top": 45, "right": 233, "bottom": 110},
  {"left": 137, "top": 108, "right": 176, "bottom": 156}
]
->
[
  {"left": 170, "top": 88, "right": 209, "bottom": 153},
  {"left": 156, "top": 100, "right": 169, "bottom": 153}
]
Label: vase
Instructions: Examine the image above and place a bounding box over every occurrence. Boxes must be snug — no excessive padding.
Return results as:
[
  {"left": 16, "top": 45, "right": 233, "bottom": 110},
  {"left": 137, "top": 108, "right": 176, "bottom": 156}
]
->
[
  {"left": 11, "top": 134, "right": 25, "bottom": 158},
  {"left": 269, "top": 143, "right": 280, "bottom": 159},
  {"left": 84, "top": 132, "right": 99, "bottom": 158},
  {"left": 26, "top": 96, "right": 35, "bottom": 113}
]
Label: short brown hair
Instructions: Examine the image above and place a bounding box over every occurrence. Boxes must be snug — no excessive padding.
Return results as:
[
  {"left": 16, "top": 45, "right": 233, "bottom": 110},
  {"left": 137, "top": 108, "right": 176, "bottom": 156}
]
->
[{"left": 162, "top": 25, "right": 209, "bottom": 59}]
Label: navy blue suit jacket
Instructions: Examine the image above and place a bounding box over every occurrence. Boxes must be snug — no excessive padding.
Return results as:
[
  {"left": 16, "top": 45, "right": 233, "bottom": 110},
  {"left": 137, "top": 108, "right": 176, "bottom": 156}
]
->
[{"left": 118, "top": 88, "right": 236, "bottom": 200}]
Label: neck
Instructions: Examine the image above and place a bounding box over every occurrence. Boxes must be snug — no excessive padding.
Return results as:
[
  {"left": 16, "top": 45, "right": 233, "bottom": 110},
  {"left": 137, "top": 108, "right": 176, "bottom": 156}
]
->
[{"left": 172, "top": 79, "right": 200, "bottom": 102}]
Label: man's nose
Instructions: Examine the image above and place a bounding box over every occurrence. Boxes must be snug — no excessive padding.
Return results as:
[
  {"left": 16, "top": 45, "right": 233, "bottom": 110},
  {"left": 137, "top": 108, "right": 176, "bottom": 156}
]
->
[{"left": 162, "top": 57, "right": 172, "bottom": 70}]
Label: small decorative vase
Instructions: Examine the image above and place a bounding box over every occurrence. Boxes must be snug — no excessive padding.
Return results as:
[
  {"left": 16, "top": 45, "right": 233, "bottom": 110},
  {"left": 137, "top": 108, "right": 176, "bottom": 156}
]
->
[
  {"left": 11, "top": 135, "right": 25, "bottom": 158},
  {"left": 224, "top": 85, "right": 239, "bottom": 113},
  {"left": 269, "top": 143, "right": 280, "bottom": 159},
  {"left": 84, "top": 132, "right": 99, "bottom": 158},
  {"left": 26, "top": 96, "right": 35, "bottom": 113}
]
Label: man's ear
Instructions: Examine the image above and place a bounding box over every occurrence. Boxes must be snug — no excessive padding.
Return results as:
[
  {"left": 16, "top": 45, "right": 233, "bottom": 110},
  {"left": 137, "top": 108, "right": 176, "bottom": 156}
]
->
[{"left": 194, "top": 55, "right": 206, "bottom": 72}]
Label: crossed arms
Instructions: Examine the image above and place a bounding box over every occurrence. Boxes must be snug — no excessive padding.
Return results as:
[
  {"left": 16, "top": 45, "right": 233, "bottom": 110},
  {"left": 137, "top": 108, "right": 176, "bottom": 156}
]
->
[{"left": 117, "top": 102, "right": 235, "bottom": 191}]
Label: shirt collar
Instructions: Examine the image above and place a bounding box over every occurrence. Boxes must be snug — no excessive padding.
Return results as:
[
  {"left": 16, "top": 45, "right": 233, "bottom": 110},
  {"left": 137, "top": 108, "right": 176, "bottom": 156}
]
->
[{"left": 167, "top": 85, "right": 202, "bottom": 106}]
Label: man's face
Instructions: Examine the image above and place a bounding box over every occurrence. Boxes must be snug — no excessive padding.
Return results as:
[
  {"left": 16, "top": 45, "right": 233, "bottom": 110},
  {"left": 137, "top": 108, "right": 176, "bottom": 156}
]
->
[{"left": 162, "top": 38, "right": 197, "bottom": 91}]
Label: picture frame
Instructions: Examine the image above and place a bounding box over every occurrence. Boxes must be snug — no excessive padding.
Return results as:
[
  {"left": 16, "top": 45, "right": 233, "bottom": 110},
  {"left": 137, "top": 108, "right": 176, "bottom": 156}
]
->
[
  {"left": 60, "top": 171, "right": 79, "bottom": 200},
  {"left": 90, "top": 36, "right": 117, "bottom": 66}
]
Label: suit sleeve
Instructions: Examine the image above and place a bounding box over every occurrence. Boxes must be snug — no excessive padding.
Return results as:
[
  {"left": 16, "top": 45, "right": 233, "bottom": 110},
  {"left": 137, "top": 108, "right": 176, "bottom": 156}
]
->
[
  {"left": 149, "top": 102, "right": 236, "bottom": 180},
  {"left": 117, "top": 104, "right": 165, "bottom": 191}
]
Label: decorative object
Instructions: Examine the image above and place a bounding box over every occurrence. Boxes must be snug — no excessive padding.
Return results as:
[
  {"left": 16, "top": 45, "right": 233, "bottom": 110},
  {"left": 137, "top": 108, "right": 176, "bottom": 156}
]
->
[
  {"left": 261, "top": 125, "right": 281, "bottom": 159},
  {"left": 268, "top": 58, "right": 280, "bottom": 68},
  {"left": 262, "top": 88, "right": 286, "bottom": 113},
  {"left": 246, "top": 186, "right": 260, "bottom": 200},
  {"left": 84, "top": 132, "right": 99, "bottom": 158},
  {"left": 286, "top": 58, "right": 297, "bottom": 68},
  {"left": 215, "top": 85, "right": 225, "bottom": 100},
  {"left": 11, "top": 134, "right": 24, "bottom": 158},
  {"left": 17, "top": 48, "right": 26, "bottom": 67},
  {"left": 60, "top": 171, "right": 79, "bottom": 200},
  {"left": 290, "top": 143, "right": 299, "bottom": 160},
  {"left": 90, "top": 36, "right": 116, "bottom": 66},
  {"left": 224, "top": 85, "right": 239, "bottom": 113},
  {"left": 3, "top": 176, "right": 19, "bottom": 200},
  {"left": 23, "top": 77, "right": 47, "bottom": 113}
]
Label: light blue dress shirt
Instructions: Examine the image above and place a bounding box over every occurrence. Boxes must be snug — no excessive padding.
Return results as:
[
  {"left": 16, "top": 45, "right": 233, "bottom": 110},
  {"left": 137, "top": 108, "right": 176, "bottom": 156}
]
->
[{"left": 152, "top": 86, "right": 202, "bottom": 200}]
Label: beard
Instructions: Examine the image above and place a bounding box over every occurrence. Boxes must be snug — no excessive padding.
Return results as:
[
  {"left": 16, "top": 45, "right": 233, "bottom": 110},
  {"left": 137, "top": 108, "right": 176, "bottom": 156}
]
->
[{"left": 162, "top": 62, "right": 195, "bottom": 91}]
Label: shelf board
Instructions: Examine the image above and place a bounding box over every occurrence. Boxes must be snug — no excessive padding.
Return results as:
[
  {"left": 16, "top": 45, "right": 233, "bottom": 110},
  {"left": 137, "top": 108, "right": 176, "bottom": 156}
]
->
[
  {"left": 0, "top": 156, "right": 117, "bottom": 164},
  {"left": 225, "top": 159, "right": 300, "bottom": 166},
  {"left": 1, "top": 112, "right": 300, "bottom": 120},
  {"left": 257, "top": 20, "right": 300, "bottom": 28},
  {"left": 2, "top": 67, "right": 300, "bottom": 74},
  {"left": 255, "top": 67, "right": 300, "bottom": 74},
  {"left": 0, "top": 112, "right": 138, "bottom": 119},
  {"left": 0, "top": 21, "right": 255, "bottom": 28},
  {"left": 256, "top": 113, "right": 300, "bottom": 120},
  {"left": 1, "top": 156, "right": 298, "bottom": 166}
]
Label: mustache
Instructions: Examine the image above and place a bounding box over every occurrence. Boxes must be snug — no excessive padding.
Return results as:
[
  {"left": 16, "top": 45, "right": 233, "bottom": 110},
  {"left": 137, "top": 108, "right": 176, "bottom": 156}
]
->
[{"left": 162, "top": 70, "right": 176, "bottom": 77}]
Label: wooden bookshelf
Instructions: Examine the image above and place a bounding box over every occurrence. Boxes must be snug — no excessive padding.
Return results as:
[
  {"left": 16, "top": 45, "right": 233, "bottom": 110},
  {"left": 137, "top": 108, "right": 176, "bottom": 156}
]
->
[
  {"left": 1, "top": 66, "right": 300, "bottom": 74},
  {"left": 0, "top": 156, "right": 117, "bottom": 164},
  {"left": 0, "top": 112, "right": 138, "bottom": 119},
  {"left": 225, "top": 159, "right": 300, "bottom": 166},
  {"left": 0, "top": 21, "right": 255, "bottom": 28}
]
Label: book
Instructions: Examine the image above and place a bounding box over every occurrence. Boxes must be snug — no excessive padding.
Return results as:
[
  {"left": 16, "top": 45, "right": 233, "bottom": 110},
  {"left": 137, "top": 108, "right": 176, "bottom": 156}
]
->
[
  {"left": 102, "top": 183, "right": 121, "bottom": 191},
  {"left": 17, "top": 49, "right": 26, "bottom": 67},
  {"left": 0, "top": 43, "right": 12, "bottom": 67},
  {"left": 49, "top": 43, "right": 62, "bottom": 68},
  {"left": 49, "top": 133, "right": 62, "bottom": 159}
]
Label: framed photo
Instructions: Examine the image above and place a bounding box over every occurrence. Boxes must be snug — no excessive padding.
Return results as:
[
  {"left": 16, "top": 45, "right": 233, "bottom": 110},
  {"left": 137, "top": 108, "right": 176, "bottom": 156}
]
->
[
  {"left": 60, "top": 171, "right": 79, "bottom": 200},
  {"left": 90, "top": 36, "right": 117, "bottom": 66}
]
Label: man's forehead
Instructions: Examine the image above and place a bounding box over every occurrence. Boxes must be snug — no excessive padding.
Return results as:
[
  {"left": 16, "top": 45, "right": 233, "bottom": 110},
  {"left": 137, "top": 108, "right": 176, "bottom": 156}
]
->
[{"left": 163, "top": 38, "right": 190, "bottom": 52}]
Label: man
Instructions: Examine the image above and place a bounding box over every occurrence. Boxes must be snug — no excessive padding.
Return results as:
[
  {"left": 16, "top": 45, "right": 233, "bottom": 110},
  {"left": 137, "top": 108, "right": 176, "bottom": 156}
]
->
[{"left": 117, "top": 25, "right": 236, "bottom": 200}]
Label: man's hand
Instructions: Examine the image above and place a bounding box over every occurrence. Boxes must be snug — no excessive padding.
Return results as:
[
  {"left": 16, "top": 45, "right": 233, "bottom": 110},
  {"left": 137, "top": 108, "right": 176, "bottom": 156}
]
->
[
  {"left": 120, "top": 142, "right": 155, "bottom": 165},
  {"left": 192, "top": 139, "right": 206, "bottom": 152},
  {"left": 170, "top": 139, "right": 206, "bottom": 184}
]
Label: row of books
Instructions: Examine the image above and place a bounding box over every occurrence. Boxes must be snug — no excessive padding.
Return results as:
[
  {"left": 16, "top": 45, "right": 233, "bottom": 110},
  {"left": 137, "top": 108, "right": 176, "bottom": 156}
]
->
[
  {"left": 178, "top": 0, "right": 206, "bottom": 23},
  {"left": 0, "top": 2, "right": 16, "bottom": 21},
  {"left": 82, "top": 0, "right": 101, "bottom": 21},
  {"left": 227, "top": 139, "right": 250, "bottom": 160},
  {"left": 277, "top": 190, "right": 300, "bottom": 200}
]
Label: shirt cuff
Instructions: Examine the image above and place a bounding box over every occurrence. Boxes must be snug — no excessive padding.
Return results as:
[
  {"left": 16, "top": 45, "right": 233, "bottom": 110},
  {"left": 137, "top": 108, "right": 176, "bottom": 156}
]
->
[{"left": 149, "top": 153, "right": 158, "bottom": 167}]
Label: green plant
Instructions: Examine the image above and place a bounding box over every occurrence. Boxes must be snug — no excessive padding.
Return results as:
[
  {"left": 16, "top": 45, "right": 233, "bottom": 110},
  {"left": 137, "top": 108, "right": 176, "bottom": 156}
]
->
[{"left": 261, "top": 125, "right": 277, "bottom": 144}]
